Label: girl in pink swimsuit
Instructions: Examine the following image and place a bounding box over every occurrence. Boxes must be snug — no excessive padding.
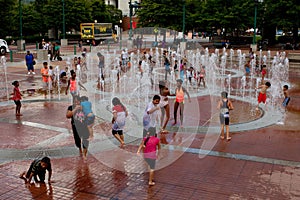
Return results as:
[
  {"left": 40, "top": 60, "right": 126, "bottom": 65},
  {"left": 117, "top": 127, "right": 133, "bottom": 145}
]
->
[{"left": 173, "top": 79, "right": 191, "bottom": 127}]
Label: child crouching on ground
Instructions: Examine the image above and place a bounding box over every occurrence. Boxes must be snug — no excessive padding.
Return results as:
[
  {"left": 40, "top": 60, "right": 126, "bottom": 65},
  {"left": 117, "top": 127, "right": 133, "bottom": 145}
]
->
[{"left": 19, "top": 156, "right": 52, "bottom": 184}]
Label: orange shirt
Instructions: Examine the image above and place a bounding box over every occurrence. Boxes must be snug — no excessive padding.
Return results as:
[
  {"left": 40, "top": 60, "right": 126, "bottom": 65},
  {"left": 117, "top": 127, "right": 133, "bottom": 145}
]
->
[
  {"left": 41, "top": 68, "right": 48, "bottom": 82},
  {"left": 176, "top": 87, "right": 184, "bottom": 103}
]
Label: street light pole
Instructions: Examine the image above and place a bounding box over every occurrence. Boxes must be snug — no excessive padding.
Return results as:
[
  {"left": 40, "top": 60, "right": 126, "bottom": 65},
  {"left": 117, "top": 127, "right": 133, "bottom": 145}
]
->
[
  {"left": 253, "top": 0, "right": 263, "bottom": 45},
  {"left": 62, "top": 0, "right": 66, "bottom": 39},
  {"left": 19, "top": 0, "right": 22, "bottom": 40},
  {"left": 119, "top": 20, "right": 122, "bottom": 50},
  {"left": 182, "top": 0, "right": 185, "bottom": 42},
  {"left": 129, "top": 0, "right": 133, "bottom": 40}
]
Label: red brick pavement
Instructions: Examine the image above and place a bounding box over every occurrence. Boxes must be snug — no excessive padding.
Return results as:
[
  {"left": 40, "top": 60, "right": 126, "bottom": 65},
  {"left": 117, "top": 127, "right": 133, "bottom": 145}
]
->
[{"left": 0, "top": 49, "right": 300, "bottom": 199}]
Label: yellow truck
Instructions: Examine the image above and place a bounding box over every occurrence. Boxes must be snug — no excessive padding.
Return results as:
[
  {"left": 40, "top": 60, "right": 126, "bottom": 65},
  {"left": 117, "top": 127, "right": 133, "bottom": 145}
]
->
[{"left": 80, "top": 23, "right": 113, "bottom": 44}]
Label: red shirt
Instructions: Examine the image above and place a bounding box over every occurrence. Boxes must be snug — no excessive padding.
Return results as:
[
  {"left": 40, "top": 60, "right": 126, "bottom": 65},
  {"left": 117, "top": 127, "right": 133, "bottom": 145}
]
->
[
  {"left": 12, "top": 87, "right": 21, "bottom": 101},
  {"left": 113, "top": 105, "right": 125, "bottom": 113},
  {"left": 143, "top": 136, "right": 159, "bottom": 159}
]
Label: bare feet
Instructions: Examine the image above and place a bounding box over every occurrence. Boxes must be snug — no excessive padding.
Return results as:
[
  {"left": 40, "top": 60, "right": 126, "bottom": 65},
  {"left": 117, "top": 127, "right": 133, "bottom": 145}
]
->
[
  {"left": 160, "top": 128, "right": 168, "bottom": 133},
  {"left": 82, "top": 155, "right": 87, "bottom": 162},
  {"left": 19, "top": 172, "right": 27, "bottom": 183},
  {"left": 220, "top": 136, "right": 225, "bottom": 140},
  {"left": 172, "top": 122, "right": 177, "bottom": 126},
  {"left": 148, "top": 181, "right": 155, "bottom": 186},
  {"left": 120, "top": 142, "right": 125, "bottom": 148},
  {"left": 16, "top": 113, "right": 23, "bottom": 116},
  {"left": 226, "top": 137, "right": 232, "bottom": 141}
]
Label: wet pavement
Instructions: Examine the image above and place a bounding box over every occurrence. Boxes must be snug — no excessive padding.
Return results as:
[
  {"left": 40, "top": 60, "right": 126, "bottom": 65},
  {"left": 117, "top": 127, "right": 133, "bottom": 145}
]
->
[{"left": 0, "top": 48, "right": 300, "bottom": 200}]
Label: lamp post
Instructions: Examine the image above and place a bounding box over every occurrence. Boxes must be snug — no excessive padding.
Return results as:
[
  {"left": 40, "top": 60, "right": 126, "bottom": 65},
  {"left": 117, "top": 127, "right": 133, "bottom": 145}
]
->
[
  {"left": 119, "top": 20, "right": 122, "bottom": 50},
  {"left": 62, "top": 0, "right": 65, "bottom": 39},
  {"left": 129, "top": 0, "right": 133, "bottom": 40},
  {"left": 19, "top": 0, "right": 22, "bottom": 40},
  {"left": 252, "top": 0, "right": 263, "bottom": 46},
  {"left": 182, "top": 0, "right": 185, "bottom": 42}
]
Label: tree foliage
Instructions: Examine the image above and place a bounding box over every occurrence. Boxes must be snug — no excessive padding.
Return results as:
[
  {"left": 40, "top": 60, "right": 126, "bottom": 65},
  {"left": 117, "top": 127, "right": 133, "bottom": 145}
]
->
[
  {"left": 2, "top": 0, "right": 299, "bottom": 43},
  {"left": 0, "top": 0, "right": 18, "bottom": 38},
  {"left": 3, "top": 0, "right": 122, "bottom": 40},
  {"left": 138, "top": 0, "right": 299, "bottom": 43}
]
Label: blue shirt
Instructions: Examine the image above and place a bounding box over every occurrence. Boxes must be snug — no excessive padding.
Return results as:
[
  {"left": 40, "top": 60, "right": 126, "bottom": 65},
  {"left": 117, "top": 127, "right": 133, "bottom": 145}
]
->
[
  {"left": 81, "top": 101, "right": 92, "bottom": 116},
  {"left": 25, "top": 54, "right": 34, "bottom": 64}
]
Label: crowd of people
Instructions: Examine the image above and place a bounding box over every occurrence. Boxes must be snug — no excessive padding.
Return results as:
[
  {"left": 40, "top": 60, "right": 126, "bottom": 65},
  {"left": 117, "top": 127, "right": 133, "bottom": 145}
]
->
[{"left": 14, "top": 46, "right": 291, "bottom": 188}]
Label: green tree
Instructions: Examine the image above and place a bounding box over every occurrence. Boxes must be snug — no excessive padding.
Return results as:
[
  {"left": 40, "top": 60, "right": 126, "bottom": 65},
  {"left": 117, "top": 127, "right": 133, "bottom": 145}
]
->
[
  {"left": 90, "top": 0, "right": 110, "bottom": 22},
  {"left": 263, "top": 0, "right": 299, "bottom": 44},
  {"left": 106, "top": 4, "right": 122, "bottom": 25},
  {"left": 137, "top": 0, "right": 184, "bottom": 31},
  {"left": 0, "top": 0, "right": 17, "bottom": 38}
]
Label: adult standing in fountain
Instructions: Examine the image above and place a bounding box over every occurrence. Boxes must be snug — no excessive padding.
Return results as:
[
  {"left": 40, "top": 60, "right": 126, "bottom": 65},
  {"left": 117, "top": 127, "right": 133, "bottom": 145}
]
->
[
  {"left": 66, "top": 95, "right": 90, "bottom": 161},
  {"left": 217, "top": 91, "right": 234, "bottom": 141},
  {"left": 25, "top": 51, "right": 35, "bottom": 75}
]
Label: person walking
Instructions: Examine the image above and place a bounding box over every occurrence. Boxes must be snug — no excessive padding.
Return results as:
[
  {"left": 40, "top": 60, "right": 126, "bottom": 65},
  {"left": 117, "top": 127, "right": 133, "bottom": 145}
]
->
[
  {"left": 66, "top": 95, "right": 90, "bottom": 161},
  {"left": 158, "top": 80, "right": 174, "bottom": 132},
  {"left": 163, "top": 52, "right": 171, "bottom": 81},
  {"left": 137, "top": 127, "right": 161, "bottom": 186},
  {"left": 65, "top": 70, "right": 87, "bottom": 97},
  {"left": 40, "top": 62, "right": 50, "bottom": 98},
  {"left": 217, "top": 91, "right": 234, "bottom": 141},
  {"left": 25, "top": 51, "right": 35, "bottom": 75},
  {"left": 173, "top": 79, "right": 191, "bottom": 127},
  {"left": 11, "top": 80, "right": 23, "bottom": 116},
  {"left": 143, "top": 95, "right": 161, "bottom": 137},
  {"left": 111, "top": 97, "right": 128, "bottom": 147}
]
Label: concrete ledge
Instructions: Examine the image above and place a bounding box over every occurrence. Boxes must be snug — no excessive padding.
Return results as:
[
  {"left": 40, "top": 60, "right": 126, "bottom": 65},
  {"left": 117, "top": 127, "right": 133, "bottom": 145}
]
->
[{"left": 288, "top": 52, "right": 300, "bottom": 62}]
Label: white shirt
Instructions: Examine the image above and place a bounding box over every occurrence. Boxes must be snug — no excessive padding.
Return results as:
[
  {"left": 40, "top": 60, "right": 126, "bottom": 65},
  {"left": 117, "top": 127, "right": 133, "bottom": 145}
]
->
[{"left": 143, "top": 102, "right": 159, "bottom": 129}]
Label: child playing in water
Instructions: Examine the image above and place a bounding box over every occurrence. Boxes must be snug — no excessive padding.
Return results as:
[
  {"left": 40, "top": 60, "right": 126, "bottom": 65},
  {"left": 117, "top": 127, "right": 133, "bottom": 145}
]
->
[
  {"left": 12, "top": 80, "right": 23, "bottom": 116},
  {"left": 261, "top": 65, "right": 267, "bottom": 84},
  {"left": 173, "top": 79, "right": 191, "bottom": 127},
  {"left": 255, "top": 81, "right": 271, "bottom": 110},
  {"left": 217, "top": 91, "right": 234, "bottom": 141},
  {"left": 65, "top": 70, "right": 87, "bottom": 96},
  {"left": 282, "top": 85, "right": 290, "bottom": 110},
  {"left": 112, "top": 97, "right": 128, "bottom": 147},
  {"left": 198, "top": 65, "right": 206, "bottom": 88},
  {"left": 80, "top": 96, "right": 95, "bottom": 140},
  {"left": 19, "top": 156, "right": 52, "bottom": 184}
]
